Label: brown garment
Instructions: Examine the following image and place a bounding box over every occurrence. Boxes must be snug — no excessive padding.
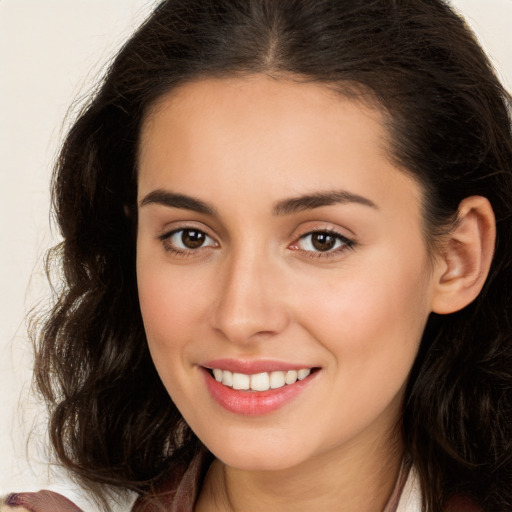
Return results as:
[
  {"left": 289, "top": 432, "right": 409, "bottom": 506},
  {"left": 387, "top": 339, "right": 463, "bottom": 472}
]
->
[
  {"left": 2, "top": 490, "right": 82, "bottom": 512},
  {"left": 132, "top": 450, "right": 213, "bottom": 512},
  {"left": 3, "top": 454, "right": 482, "bottom": 512},
  {"left": 130, "top": 453, "right": 434, "bottom": 512}
]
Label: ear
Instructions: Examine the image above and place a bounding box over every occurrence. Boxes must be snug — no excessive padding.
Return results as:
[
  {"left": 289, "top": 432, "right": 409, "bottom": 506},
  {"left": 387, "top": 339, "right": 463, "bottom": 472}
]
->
[{"left": 431, "top": 196, "right": 496, "bottom": 314}]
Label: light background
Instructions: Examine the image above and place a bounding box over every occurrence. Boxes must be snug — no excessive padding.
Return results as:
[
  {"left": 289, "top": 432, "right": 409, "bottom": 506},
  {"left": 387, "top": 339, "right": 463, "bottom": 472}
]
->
[{"left": 1, "top": 0, "right": 511, "bottom": 508}]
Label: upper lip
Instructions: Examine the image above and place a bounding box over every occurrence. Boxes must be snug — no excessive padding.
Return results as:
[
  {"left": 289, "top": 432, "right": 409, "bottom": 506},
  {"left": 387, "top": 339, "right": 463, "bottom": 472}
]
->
[{"left": 202, "top": 359, "right": 316, "bottom": 374}]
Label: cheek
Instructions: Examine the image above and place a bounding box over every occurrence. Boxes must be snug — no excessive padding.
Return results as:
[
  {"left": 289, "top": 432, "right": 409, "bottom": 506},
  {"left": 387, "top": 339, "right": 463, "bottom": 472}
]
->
[
  {"left": 136, "top": 255, "right": 210, "bottom": 359},
  {"left": 136, "top": 263, "right": 208, "bottom": 409},
  {"left": 297, "top": 250, "right": 432, "bottom": 374},
  {"left": 138, "top": 274, "right": 178, "bottom": 349},
  {"left": 294, "top": 258, "right": 432, "bottom": 442}
]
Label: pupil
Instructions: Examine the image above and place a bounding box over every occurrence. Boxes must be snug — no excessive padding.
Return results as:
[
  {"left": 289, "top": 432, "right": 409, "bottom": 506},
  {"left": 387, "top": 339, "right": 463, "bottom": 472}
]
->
[
  {"left": 312, "top": 232, "right": 335, "bottom": 251},
  {"left": 182, "top": 230, "right": 204, "bottom": 249}
]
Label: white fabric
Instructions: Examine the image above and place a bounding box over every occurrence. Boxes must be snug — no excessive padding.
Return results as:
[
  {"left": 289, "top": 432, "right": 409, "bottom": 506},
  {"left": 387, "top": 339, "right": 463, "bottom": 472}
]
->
[{"left": 395, "top": 466, "right": 423, "bottom": 512}]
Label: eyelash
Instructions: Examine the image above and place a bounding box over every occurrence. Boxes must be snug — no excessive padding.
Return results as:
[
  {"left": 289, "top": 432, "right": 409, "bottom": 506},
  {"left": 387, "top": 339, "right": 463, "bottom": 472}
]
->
[
  {"left": 159, "top": 228, "right": 217, "bottom": 256},
  {"left": 292, "top": 229, "right": 355, "bottom": 259},
  {"left": 158, "top": 228, "right": 355, "bottom": 259}
]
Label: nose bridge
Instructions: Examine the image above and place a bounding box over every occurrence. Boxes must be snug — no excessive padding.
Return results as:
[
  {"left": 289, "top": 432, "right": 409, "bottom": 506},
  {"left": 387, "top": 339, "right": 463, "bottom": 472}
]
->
[{"left": 211, "top": 241, "right": 287, "bottom": 343}]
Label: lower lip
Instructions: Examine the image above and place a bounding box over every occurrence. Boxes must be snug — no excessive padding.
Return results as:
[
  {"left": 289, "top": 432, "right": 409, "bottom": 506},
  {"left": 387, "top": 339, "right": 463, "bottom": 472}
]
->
[{"left": 201, "top": 368, "right": 318, "bottom": 416}]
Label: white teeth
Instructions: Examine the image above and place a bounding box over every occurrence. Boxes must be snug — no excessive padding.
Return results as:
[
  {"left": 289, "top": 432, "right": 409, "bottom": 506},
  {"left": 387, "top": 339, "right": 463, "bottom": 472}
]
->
[
  {"left": 270, "top": 371, "right": 286, "bottom": 389},
  {"left": 232, "top": 372, "right": 250, "bottom": 390},
  {"left": 285, "top": 370, "right": 298, "bottom": 385},
  {"left": 298, "top": 369, "right": 311, "bottom": 380},
  {"left": 222, "top": 370, "right": 233, "bottom": 387},
  {"left": 250, "top": 372, "right": 270, "bottom": 391},
  {"left": 211, "top": 368, "right": 313, "bottom": 391}
]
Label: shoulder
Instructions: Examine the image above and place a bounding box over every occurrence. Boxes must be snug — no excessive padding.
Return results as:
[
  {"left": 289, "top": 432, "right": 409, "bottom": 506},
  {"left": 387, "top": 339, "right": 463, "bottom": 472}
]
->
[{"left": 1, "top": 492, "right": 82, "bottom": 512}]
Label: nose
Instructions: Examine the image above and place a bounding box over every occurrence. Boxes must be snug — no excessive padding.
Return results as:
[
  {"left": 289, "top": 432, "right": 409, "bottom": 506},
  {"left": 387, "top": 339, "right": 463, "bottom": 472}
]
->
[{"left": 210, "top": 249, "right": 290, "bottom": 344}]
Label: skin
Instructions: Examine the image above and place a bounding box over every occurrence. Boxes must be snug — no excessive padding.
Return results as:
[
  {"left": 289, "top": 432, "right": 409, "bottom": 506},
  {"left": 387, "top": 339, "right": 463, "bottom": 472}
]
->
[{"left": 136, "top": 75, "right": 485, "bottom": 511}]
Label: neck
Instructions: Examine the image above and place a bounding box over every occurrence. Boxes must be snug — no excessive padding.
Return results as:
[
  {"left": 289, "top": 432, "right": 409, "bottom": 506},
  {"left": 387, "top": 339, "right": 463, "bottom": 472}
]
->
[{"left": 196, "top": 427, "right": 404, "bottom": 512}]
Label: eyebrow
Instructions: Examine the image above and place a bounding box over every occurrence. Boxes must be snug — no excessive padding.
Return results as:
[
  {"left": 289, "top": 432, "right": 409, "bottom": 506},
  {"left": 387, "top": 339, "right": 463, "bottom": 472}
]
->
[
  {"left": 139, "top": 189, "right": 216, "bottom": 215},
  {"left": 139, "top": 188, "right": 377, "bottom": 216},
  {"left": 272, "top": 190, "right": 377, "bottom": 215}
]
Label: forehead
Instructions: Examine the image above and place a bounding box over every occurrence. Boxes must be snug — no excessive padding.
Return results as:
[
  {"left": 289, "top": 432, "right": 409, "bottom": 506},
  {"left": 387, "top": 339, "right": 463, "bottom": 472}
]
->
[
  {"left": 137, "top": 75, "right": 422, "bottom": 221},
  {"left": 139, "top": 76, "right": 387, "bottom": 171},
  {"left": 138, "top": 75, "right": 389, "bottom": 160}
]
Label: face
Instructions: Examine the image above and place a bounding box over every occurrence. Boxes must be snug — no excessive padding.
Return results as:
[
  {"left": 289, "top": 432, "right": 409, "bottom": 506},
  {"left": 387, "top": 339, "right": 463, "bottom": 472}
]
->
[{"left": 136, "top": 75, "right": 438, "bottom": 472}]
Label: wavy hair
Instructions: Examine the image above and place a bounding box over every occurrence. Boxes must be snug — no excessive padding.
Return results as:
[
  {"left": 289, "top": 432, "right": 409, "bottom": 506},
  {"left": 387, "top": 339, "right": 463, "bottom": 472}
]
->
[{"left": 34, "top": 0, "right": 512, "bottom": 510}]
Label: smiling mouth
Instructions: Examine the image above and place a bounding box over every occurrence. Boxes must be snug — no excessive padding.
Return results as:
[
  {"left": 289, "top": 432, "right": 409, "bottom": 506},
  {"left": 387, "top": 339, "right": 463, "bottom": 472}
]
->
[{"left": 207, "top": 368, "right": 317, "bottom": 392}]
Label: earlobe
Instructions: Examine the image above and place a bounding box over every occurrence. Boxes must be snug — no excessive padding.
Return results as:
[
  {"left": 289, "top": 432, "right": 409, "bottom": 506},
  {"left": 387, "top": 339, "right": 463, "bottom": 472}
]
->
[{"left": 431, "top": 196, "right": 496, "bottom": 315}]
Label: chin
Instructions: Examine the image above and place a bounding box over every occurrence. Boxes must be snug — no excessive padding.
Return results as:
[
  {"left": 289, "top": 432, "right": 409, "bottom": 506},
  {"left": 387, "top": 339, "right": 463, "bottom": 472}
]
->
[
  {"left": 201, "top": 429, "right": 317, "bottom": 472},
  {"left": 217, "top": 450, "right": 307, "bottom": 472}
]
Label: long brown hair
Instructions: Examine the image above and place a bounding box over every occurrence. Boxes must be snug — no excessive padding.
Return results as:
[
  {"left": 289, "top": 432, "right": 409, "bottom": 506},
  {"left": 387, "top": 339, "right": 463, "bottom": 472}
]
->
[{"left": 35, "top": 1, "right": 512, "bottom": 510}]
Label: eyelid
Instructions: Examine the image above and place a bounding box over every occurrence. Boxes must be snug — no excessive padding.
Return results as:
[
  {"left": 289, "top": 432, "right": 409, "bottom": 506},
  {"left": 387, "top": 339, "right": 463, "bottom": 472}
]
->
[
  {"left": 158, "top": 225, "right": 219, "bottom": 255},
  {"left": 289, "top": 227, "right": 355, "bottom": 258},
  {"left": 289, "top": 221, "right": 355, "bottom": 243},
  {"left": 156, "top": 219, "right": 216, "bottom": 241}
]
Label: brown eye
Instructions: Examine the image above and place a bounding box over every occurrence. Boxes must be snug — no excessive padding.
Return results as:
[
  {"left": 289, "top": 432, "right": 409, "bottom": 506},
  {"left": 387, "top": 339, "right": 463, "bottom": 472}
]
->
[
  {"left": 162, "top": 228, "right": 217, "bottom": 252},
  {"left": 181, "top": 229, "right": 205, "bottom": 248},
  {"left": 295, "top": 230, "right": 353, "bottom": 255},
  {"left": 311, "top": 232, "right": 337, "bottom": 252}
]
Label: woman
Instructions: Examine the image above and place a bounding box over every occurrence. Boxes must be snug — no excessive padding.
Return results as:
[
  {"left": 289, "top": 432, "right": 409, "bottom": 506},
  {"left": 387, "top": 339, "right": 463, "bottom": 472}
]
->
[{"left": 3, "top": 0, "right": 511, "bottom": 510}]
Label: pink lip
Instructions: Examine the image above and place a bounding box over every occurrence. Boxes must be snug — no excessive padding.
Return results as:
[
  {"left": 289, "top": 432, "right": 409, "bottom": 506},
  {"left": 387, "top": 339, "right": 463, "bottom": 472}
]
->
[
  {"left": 200, "top": 365, "right": 319, "bottom": 416},
  {"left": 202, "top": 358, "right": 312, "bottom": 374}
]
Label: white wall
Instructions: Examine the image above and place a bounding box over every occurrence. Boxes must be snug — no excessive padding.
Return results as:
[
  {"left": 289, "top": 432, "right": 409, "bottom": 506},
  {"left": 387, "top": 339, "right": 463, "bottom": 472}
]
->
[{"left": 1, "top": 0, "right": 511, "bottom": 507}]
